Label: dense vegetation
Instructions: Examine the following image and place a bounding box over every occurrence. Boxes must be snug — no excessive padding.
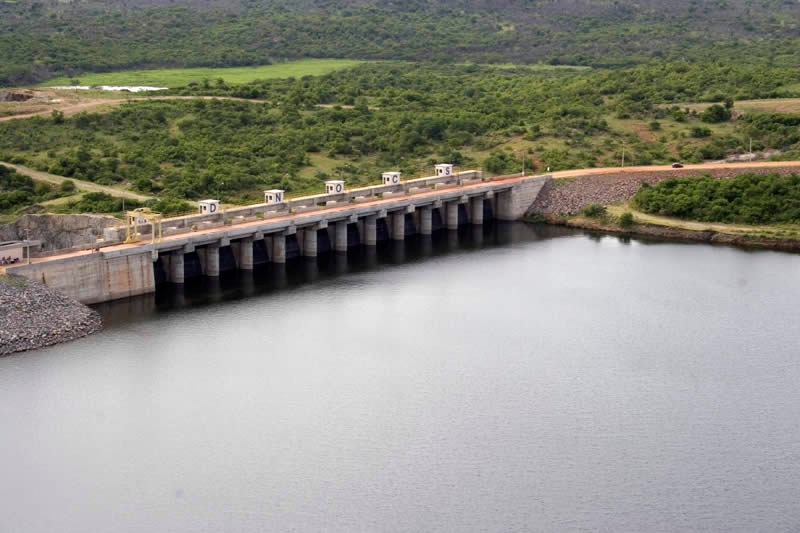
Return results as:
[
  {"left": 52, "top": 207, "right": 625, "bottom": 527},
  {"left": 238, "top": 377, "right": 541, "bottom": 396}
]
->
[
  {"left": 50, "top": 193, "right": 192, "bottom": 217},
  {"left": 3, "top": 0, "right": 800, "bottom": 85},
  {"left": 633, "top": 173, "right": 800, "bottom": 224},
  {"left": 2, "top": 62, "right": 800, "bottom": 206},
  {"left": 0, "top": 164, "right": 190, "bottom": 218}
]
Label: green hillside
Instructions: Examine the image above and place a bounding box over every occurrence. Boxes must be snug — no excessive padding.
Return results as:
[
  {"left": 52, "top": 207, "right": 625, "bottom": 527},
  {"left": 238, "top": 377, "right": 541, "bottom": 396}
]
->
[
  {"left": 2, "top": 62, "right": 799, "bottom": 214},
  {"left": 2, "top": 0, "right": 800, "bottom": 85}
]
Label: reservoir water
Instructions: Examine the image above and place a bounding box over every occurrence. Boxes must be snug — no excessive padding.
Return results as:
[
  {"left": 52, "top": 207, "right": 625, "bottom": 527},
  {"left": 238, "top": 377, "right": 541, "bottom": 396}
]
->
[{"left": 1, "top": 223, "right": 799, "bottom": 532}]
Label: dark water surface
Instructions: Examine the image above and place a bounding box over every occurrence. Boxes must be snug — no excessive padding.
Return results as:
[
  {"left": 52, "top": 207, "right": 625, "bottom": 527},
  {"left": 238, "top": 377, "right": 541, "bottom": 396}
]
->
[{"left": 2, "top": 223, "right": 800, "bottom": 532}]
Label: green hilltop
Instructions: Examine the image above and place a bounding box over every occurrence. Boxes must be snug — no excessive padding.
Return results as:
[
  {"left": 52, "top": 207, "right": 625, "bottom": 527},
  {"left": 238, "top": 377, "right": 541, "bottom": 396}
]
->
[{"left": 2, "top": 0, "right": 800, "bottom": 85}]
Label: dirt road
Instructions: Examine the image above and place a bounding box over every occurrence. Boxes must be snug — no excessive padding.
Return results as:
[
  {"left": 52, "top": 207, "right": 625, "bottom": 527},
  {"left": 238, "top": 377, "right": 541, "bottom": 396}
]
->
[
  {"left": 0, "top": 95, "right": 266, "bottom": 122},
  {"left": 0, "top": 162, "right": 153, "bottom": 201},
  {"left": 549, "top": 160, "right": 800, "bottom": 179},
  {"left": 531, "top": 161, "right": 800, "bottom": 215},
  {"left": 21, "top": 160, "right": 800, "bottom": 264}
]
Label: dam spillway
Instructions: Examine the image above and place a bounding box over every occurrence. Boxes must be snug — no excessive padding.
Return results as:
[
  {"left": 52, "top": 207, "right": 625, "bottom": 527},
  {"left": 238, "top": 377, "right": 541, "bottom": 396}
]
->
[{"left": 7, "top": 171, "right": 550, "bottom": 304}]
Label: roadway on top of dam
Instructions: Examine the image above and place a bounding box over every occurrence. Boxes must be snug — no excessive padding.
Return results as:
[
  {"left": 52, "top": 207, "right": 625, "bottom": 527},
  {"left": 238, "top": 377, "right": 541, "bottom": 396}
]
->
[
  {"left": 548, "top": 160, "right": 800, "bottom": 178},
  {"left": 19, "top": 160, "right": 800, "bottom": 265},
  {"left": 21, "top": 171, "right": 526, "bottom": 263}
]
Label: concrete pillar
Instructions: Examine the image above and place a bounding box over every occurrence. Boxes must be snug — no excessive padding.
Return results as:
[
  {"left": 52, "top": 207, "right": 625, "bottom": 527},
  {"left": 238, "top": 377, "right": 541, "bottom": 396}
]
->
[
  {"left": 272, "top": 233, "right": 286, "bottom": 264},
  {"left": 303, "top": 227, "right": 318, "bottom": 257},
  {"left": 364, "top": 215, "right": 377, "bottom": 246},
  {"left": 171, "top": 251, "right": 184, "bottom": 284},
  {"left": 446, "top": 201, "right": 459, "bottom": 230},
  {"left": 470, "top": 197, "right": 484, "bottom": 225},
  {"left": 206, "top": 245, "right": 220, "bottom": 277},
  {"left": 335, "top": 220, "right": 348, "bottom": 252},
  {"left": 420, "top": 205, "right": 432, "bottom": 235},
  {"left": 239, "top": 238, "right": 254, "bottom": 270},
  {"left": 391, "top": 211, "right": 405, "bottom": 240}
]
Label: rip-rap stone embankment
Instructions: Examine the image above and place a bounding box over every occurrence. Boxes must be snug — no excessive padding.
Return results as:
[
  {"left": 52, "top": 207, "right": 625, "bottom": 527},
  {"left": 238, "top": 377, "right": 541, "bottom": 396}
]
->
[
  {"left": 0, "top": 274, "right": 102, "bottom": 356},
  {"left": 530, "top": 167, "right": 800, "bottom": 215}
]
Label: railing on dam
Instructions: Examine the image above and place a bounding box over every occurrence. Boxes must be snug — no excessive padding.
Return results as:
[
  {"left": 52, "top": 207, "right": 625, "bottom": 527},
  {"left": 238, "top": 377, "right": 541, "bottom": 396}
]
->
[
  {"left": 26, "top": 169, "right": 548, "bottom": 261},
  {"left": 8, "top": 170, "right": 551, "bottom": 304},
  {"left": 151, "top": 169, "right": 484, "bottom": 234},
  {"left": 34, "top": 170, "right": 486, "bottom": 255}
]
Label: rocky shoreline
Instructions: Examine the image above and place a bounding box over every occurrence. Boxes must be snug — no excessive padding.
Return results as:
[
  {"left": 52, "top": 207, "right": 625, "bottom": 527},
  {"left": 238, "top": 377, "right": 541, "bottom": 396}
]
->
[
  {"left": 529, "top": 166, "right": 800, "bottom": 253},
  {"left": 0, "top": 274, "right": 102, "bottom": 356},
  {"left": 530, "top": 166, "right": 800, "bottom": 216}
]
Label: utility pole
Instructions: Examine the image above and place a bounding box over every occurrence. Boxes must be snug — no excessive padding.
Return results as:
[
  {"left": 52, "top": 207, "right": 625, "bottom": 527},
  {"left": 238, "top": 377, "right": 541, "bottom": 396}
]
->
[
  {"left": 621, "top": 142, "right": 626, "bottom": 168},
  {"left": 25, "top": 228, "right": 30, "bottom": 264},
  {"left": 521, "top": 151, "right": 526, "bottom": 176}
]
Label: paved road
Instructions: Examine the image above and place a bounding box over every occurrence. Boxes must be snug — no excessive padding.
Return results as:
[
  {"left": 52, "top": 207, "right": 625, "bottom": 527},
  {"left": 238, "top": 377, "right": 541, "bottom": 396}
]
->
[{"left": 0, "top": 162, "right": 153, "bottom": 201}]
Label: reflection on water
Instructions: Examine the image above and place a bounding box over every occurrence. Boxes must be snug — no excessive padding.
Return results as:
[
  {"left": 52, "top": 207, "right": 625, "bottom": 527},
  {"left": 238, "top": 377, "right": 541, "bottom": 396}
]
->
[
  {"left": 95, "top": 222, "right": 577, "bottom": 324},
  {"left": 5, "top": 222, "right": 800, "bottom": 533}
]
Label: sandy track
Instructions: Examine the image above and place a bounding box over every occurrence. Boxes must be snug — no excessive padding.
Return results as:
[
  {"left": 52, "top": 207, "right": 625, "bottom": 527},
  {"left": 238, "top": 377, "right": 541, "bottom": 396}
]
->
[
  {"left": 0, "top": 162, "right": 153, "bottom": 201},
  {"left": 0, "top": 95, "right": 267, "bottom": 122},
  {"left": 549, "top": 161, "right": 800, "bottom": 179},
  {"left": 532, "top": 162, "right": 800, "bottom": 214}
]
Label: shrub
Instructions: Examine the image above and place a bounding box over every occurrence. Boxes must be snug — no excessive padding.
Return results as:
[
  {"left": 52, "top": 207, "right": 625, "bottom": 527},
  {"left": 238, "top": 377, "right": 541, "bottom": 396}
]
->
[
  {"left": 582, "top": 203, "right": 607, "bottom": 218},
  {"left": 619, "top": 211, "right": 635, "bottom": 227}
]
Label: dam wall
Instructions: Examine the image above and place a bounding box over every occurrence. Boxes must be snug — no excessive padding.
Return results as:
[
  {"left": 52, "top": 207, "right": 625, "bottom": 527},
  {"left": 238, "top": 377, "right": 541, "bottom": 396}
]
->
[
  {"left": 8, "top": 249, "right": 155, "bottom": 304},
  {"left": 496, "top": 175, "right": 550, "bottom": 220},
  {"left": 7, "top": 172, "right": 550, "bottom": 304}
]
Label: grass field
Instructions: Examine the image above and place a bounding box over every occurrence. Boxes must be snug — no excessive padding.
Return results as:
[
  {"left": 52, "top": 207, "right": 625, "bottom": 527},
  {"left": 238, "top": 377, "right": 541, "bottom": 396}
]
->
[
  {"left": 605, "top": 202, "right": 800, "bottom": 239},
  {"left": 673, "top": 98, "right": 800, "bottom": 114},
  {"left": 42, "top": 59, "right": 368, "bottom": 88}
]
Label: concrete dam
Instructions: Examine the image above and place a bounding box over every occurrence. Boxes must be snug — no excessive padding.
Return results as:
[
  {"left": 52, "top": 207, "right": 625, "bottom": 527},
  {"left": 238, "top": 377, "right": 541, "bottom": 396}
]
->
[{"left": 8, "top": 169, "right": 550, "bottom": 304}]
